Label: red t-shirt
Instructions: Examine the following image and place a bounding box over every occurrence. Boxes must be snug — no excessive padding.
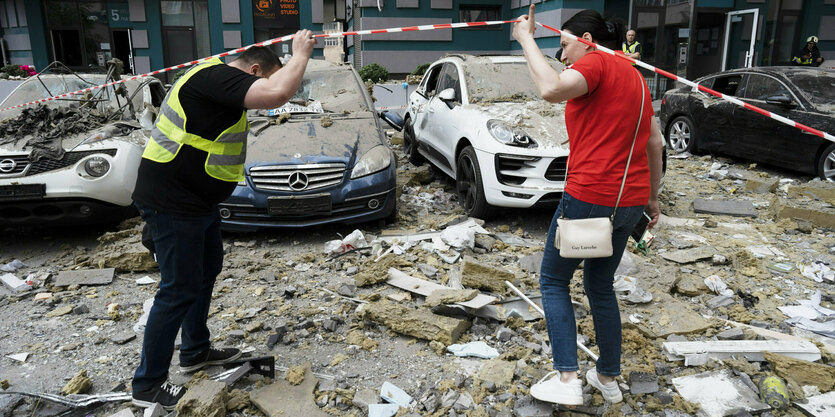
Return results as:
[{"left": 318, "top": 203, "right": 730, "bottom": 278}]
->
[{"left": 564, "top": 51, "right": 654, "bottom": 207}]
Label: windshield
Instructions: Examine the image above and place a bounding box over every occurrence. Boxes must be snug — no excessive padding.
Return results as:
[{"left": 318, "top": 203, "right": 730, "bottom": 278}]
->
[
  {"left": 287, "top": 68, "right": 369, "bottom": 113},
  {"left": 791, "top": 71, "right": 835, "bottom": 110},
  {"left": 464, "top": 61, "right": 563, "bottom": 103}
]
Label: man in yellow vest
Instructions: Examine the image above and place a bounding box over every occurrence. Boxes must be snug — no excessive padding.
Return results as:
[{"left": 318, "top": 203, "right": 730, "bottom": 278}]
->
[
  {"left": 622, "top": 29, "right": 641, "bottom": 65},
  {"left": 130, "top": 30, "right": 315, "bottom": 410},
  {"left": 792, "top": 36, "right": 824, "bottom": 66}
]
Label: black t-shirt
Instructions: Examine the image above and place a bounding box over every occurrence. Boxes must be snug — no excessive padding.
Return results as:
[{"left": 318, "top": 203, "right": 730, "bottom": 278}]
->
[{"left": 132, "top": 64, "right": 259, "bottom": 216}]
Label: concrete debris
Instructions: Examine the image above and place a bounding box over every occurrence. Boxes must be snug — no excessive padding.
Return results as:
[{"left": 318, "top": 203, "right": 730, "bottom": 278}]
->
[
  {"left": 459, "top": 258, "right": 517, "bottom": 293},
  {"left": 61, "top": 369, "right": 93, "bottom": 395},
  {"left": 135, "top": 276, "right": 156, "bottom": 285},
  {"left": 354, "top": 253, "right": 412, "bottom": 286},
  {"left": 358, "top": 300, "right": 470, "bottom": 345},
  {"left": 425, "top": 288, "right": 478, "bottom": 307},
  {"left": 777, "top": 203, "right": 835, "bottom": 228},
  {"left": 764, "top": 352, "right": 835, "bottom": 392},
  {"left": 661, "top": 247, "right": 716, "bottom": 264},
  {"left": 176, "top": 379, "right": 227, "bottom": 417},
  {"left": 107, "top": 409, "right": 135, "bottom": 417},
  {"left": 0, "top": 259, "right": 26, "bottom": 272},
  {"left": 380, "top": 381, "right": 413, "bottom": 407},
  {"left": 794, "top": 391, "right": 835, "bottom": 417},
  {"left": 387, "top": 268, "right": 495, "bottom": 309},
  {"left": 54, "top": 268, "right": 115, "bottom": 287},
  {"left": 352, "top": 388, "right": 379, "bottom": 414},
  {"left": 672, "top": 370, "right": 769, "bottom": 417},
  {"left": 663, "top": 340, "right": 821, "bottom": 362},
  {"left": 629, "top": 371, "right": 659, "bottom": 395},
  {"left": 143, "top": 402, "right": 166, "bottom": 417},
  {"left": 0, "top": 273, "right": 30, "bottom": 293},
  {"left": 368, "top": 403, "right": 399, "bottom": 417},
  {"left": 693, "top": 198, "right": 758, "bottom": 217},
  {"left": 447, "top": 341, "right": 499, "bottom": 359},
  {"left": 477, "top": 359, "right": 516, "bottom": 387},
  {"left": 512, "top": 395, "right": 552, "bottom": 417}
]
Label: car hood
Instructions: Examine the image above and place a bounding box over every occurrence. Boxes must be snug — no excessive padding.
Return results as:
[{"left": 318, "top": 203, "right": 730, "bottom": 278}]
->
[
  {"left": 464, "top": 101, "right": 569, "bottom": 151},
  {"left": 0, "top": 123, "right": 146, "bottom": 155},
  {"left": 246, "top": 112, "right": 384, "bottom": 165}
]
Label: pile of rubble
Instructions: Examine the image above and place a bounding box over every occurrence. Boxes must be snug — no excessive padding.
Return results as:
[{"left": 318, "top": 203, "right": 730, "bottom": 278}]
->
[{"left": 0, "top": 134, "right": 834, "bottom": 417}]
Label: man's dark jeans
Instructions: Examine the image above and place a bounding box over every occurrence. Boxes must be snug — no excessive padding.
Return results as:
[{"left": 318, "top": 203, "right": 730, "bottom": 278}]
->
[{"left": 132, "top": 201, "right": 223, "bottom": 393}]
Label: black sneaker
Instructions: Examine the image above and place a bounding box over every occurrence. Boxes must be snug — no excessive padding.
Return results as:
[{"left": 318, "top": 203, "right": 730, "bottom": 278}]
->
[
  {"left": 132, "top": 380, "right": 186, "bottom": 411},
  {"left": 179, "top": 347, "right": 242, "bottom": 372}
]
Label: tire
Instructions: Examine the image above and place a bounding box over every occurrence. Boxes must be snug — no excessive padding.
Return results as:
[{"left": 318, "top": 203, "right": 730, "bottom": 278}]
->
[
  {"left": 667, "top": 115, "right": 698, "bottom": 154},
  {"left": 456, "top": 146, "right": 493, "bottom": 219},
  {"left": 817, "top": 142, "right": 835, "bottom": 181},
  {"left": 384, "top": 199, "right": 398, "bottom": 225},
  {"left": 403, "top": 116, "right": 425, "bottom": 166}
]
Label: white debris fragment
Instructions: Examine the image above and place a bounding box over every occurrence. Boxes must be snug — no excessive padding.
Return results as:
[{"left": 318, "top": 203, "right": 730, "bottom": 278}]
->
[
  {"left": 447, "top": 341, "right": 499, "bottom": 359},
  {"left": 7, "top": 352, "right": 29, "bottom": 362},
  {"left": 380, "top": 381, "right": 413, "bottom": 408},
  {"left": 133, "top": 298, "right": 155, "bottom": 333},
  {"left": 0, "top": 259, "right": 26, "bottom": 272},
  {"left": 704, "top": 275, "right": 734, "bottom": 297},
  {"left": 439, "top": 219, "right": 489, "bottom": 250},
  {"left": 797, "top": 262, "right": 834, "bottom": 283},
  {"left": 779, "top": 290, "right": 835, "bottom": 338},
  {"left": 0, "top": 273, "right": 31, "bottom": 292},
  {"left": 324, "top": 229, "right": 368, "bottom": 255},
  {"left": 613, "top": 275, "right": 653, "bottom": 304},
  {"left": 135, "top": 276, "right": 157, "bottom": 285}
]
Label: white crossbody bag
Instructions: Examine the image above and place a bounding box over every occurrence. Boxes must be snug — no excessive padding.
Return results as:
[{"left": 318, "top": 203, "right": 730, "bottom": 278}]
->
[{"left": 555, "top": 71, "right": 646, "bottom": 259}]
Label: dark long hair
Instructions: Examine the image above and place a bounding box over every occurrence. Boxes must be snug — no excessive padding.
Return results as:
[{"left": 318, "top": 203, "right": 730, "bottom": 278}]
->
[{"left": 561, "top": 10, "right": 626, "bottom": 50}]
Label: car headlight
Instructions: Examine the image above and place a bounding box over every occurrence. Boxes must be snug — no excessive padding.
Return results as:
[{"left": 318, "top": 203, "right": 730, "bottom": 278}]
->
[
  {"left": 487, "top": 119, "right": 537, "bottom": 148},
  {"left": 84, "top": 156, "right": 110, "bottom": 177},
  {"left": 351, "top": 145, "right": 391, "bottom": 179}
]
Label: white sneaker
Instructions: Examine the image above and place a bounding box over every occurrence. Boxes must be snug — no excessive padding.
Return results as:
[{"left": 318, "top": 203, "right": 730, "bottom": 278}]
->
[
  {"left": 586, "top": 369, "right": 623, "bottom": 403},
  {"left": 529, "top": 371, "right": 583, "bottom": 405}
]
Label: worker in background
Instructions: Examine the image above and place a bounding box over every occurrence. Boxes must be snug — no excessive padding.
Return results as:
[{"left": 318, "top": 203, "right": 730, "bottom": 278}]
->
[
  {"left": 792, "top": 36, "right": 824, "bottom": 66},
  {"left": 622, "top": 29, "right": 642, "bottom": 65},
  {"left": 129, "top": 31, "right": 316, "bottom": 411}
]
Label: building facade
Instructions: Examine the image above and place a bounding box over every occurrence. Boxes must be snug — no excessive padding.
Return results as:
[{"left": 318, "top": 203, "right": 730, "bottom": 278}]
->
[{"left": 0, "top": 0, "right": 831, "bottom": 95}]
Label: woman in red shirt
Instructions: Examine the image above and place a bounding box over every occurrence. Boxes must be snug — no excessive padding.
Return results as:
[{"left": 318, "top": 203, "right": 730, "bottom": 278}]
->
[{"left": 513, "top": 6, "right": 664, "bottom": 406}]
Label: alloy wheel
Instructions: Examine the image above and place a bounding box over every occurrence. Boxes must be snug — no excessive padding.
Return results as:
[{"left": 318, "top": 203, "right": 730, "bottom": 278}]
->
[
  {"left": 456, "top": 154, "right": 477, "bottom": 212},
  {"left": 669, "top": 120, "right": 691, "bottom": 153}
]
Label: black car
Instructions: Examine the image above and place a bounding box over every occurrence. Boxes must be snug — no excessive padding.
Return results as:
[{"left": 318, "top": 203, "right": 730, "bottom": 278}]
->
[{"left": 659, "top": 67, "right": 835, "bottom": 180}]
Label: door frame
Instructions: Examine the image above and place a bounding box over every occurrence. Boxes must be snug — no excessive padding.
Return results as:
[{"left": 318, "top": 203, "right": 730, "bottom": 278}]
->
[{"left": 721, "top": 8, "right": 759, "bottom": 71}]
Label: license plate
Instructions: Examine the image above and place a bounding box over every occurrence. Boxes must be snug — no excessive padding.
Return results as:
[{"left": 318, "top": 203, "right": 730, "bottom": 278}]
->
[
  {"left": 0, "top": 184, "right": 45, "bottom": 201},
  {"left": 268, "top": 194, "right": 331, "bottom": 216}
]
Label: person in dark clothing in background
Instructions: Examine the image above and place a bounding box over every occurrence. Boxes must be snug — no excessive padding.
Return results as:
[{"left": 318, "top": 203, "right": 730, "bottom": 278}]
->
[
  {"left": 622, "top": 29, "right": 642, "bottom": 66},
  {"left": 792, "top": 36, "right": 824, "bottom": 66},
  {"left": 130, "top": 31, "right": 315, "bottom": 411}
]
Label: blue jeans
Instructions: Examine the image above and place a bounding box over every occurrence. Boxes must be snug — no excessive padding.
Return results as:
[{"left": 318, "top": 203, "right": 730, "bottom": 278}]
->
[
  {"left": 539, "top": 192, "right": 644, "bottom": 377},
  {"left": 132, "top": 202, "right": 223, "bottom": 392}
]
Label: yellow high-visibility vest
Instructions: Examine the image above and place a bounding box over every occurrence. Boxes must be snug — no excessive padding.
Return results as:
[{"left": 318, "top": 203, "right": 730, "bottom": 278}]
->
[
  {"left": 623, "top": 41, "right": 640, "bottom": 66},
  {"left": 141, "top": 57, "right": 248, "bottom": 182}
]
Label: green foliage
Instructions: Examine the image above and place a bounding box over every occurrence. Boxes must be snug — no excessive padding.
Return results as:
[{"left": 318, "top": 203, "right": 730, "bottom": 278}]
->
[
  {"left": 411, "top": 63, "right": 430, "bottom": 76},
  {"left": 1, "top": 65, "right": 25, "bottom": 77},
  {"left": 171, "top": 68, "right": 188, "bottom": 84},
  {"left": 359, "top": 63, "right": 389, "bottom": 83}
]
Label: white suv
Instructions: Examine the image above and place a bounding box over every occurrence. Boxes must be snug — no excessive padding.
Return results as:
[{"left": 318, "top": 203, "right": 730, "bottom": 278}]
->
[{"left": 404, "top": 55, "right": 569, "bottom": 218}]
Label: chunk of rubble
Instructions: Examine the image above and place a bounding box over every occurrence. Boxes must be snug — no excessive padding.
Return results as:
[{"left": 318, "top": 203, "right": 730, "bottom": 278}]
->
[
  {"left": 61, "top": 369, "right": 93, "bottom": 395},
  {"left": 251, "top": 363, "right": 329, "bottom": 417},
  {"left": 0, "top": 273, "right": 30, "bottom": 293},
  {"left": 764, "top": 352, "right": 835, "bottom": 392},
  {"left": 660, "top": 247, "right": 715, "bottom": 264},
  {"left": 425, "top": 288, "right": 478, "bottom": 307},
  {"left": 776, "top": 202, "right": 835, "bottom": 229},
  {"left": 693, "top": 198, "right": 757, "bottom": 217},
  {"left": 176, "top": 379, "right": 228, "bottom": 417},
  {"left": 354, "top": 254, "right": 412, "bottom": 287},
  {"left": 447, "top": 341, "right": 499, "bottom": 359},
  {"left": 795, "top": 391, "right": 835, "bottom": 417},
  {"left": 664, "top": 340, "right": 821, "bottom": 362},
  {"left": 477, "top": 359, "right": 516, "bottom": 387},
  {"left": 625, "top": 293, "right": 713, "bottom": 338},
  {"left": 380, "top": 381, "right": 413, "bottom": 407},
  {"left": 54, "top": 268, "right": 115, "bottom": 287},
  {"left": 387, "top": 269, "right": 495, "bottom": 309},
  {"left": 672, "top": 370, "right": 769, "bottom": 417},
  {"left": 459, "top": 258, "right": 517, "bottom": 293},
  {"left": 358, "top": 300, "right": 471, "bottom": 345}
]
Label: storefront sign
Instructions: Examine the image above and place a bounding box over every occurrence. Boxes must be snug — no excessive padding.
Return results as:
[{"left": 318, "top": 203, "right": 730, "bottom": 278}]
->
[
  {"left": 108, "top": 2, "right": 131, "bottom": 23},
  {"left": 253, "top": 0, "right": 300, "bottom": 29}
]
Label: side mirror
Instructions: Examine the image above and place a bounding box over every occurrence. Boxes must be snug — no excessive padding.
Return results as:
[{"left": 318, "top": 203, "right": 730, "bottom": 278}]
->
[
  {"left": 437, "top": 88, "right": 456, "bottom": 109},
  {"left": 765, "top": 95, "right": 795, "bottom": 108},
  {"left": 378, "top": 110, "right": 404, "bottom": 132}
]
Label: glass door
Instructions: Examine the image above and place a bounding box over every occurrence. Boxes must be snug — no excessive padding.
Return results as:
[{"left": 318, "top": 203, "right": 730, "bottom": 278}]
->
[{"left": 722, "top": 9, "right": 759, "bottom": 70}]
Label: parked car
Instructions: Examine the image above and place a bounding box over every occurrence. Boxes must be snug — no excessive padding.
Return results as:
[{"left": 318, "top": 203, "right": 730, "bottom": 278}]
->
[
  {"left": 403, "top": 54, "right": 569, "bottom": 218},
  {"left": 0, "top": 71, "right": 166, "bottom": 226},
  {"left": 659, "top": 67, "right": 835, "bottom": 180},
  {"left": 218, "top": 59, "right": 396, "bottom": 231}
]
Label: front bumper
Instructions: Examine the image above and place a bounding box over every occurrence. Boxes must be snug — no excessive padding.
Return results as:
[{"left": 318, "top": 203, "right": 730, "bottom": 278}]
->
[
  {"left": 475, "top": 148, "right": 567, "bottom": 208},
  {"left": 219, "top": 163, "right": 396, "bottom": 231},
  {"left": 0, "top": 141, "right": 143, "bottom": 226}
]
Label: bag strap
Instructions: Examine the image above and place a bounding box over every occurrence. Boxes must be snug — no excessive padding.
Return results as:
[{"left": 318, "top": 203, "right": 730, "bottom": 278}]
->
[{"left": 561, "top": 69, "right": 646, "bottom": 220}]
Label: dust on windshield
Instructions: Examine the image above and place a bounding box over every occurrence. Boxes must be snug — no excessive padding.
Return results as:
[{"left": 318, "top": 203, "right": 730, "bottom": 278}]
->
[
  {"left": 464, "top": 61, "right": 563, "bottom": 103},
  {"left": 791, "top": 71, "right": 835, "bottom": 111},
  {"left": 289, "top": 69, "right": 369, "bottom": 113}
]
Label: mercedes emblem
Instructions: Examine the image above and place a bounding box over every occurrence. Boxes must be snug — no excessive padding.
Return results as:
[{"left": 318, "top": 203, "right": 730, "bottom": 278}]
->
[
  {"left": 288, "top": 171, "right": 309, "bottom": 191},
  {"left": 0, "top": 158, "right": 16, "bottom": 173}
]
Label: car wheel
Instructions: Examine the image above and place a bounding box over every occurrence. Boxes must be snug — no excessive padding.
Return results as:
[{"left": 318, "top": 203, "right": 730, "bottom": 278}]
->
[
  {"left": 456, "top": 146, "right": 492, "bottom": 219},
  {"left": 667, "top": 115, "right": 697, "bottom": 154},
  {"left": 403, "top": 116, "right": 425, "bottom": 166},
  {"left": 817, "top": 143, "right": 835, "bottom": 181}
]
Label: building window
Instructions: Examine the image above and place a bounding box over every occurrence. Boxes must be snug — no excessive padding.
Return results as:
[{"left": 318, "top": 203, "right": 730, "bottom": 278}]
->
[
  {"left": 160, "top": 1, "right": 210, "bottom": 76},
  {"left": 459, "top": 5, "right": 500, "bottom": 29},
  {"left": 44, "top": 0, "right": 110, "bottom": 69}
]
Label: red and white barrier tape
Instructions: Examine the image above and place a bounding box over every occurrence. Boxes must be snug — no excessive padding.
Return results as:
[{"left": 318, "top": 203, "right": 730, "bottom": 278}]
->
[
  {"left": 535, "top": 21, "right": 835, "bottom": 143},
  {"left": 0, "top": 20, "right": 518, "bottom": 113}
]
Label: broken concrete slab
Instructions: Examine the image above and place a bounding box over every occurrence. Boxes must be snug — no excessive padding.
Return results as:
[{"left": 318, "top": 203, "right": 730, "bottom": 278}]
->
[
  {"left": 629, "top": 372, "right": 659, "bottom": 395},
  {"left": 787, "top": 182, "right": 835, "bottom": 203},
  {"left": 716, "top": 328, "right": 744, "bottom": 341},
  {"left": 380, "top": 381, "right": 413, "bottom": 407},
  {"left": 176, "top": 379, "right": 227, "bottom": 417},
  {"left": 54, "top": 268, "right": 115, "bottom": 287},
  {"left": 459, "top": 258, "right": 517, "bottom": 293},
  {"left": 477, "top": 359, "right": 516, "bottom": 387},
  {"left": 663, "top": 340, "right": 821, "bottom": 362},
  {"left": 745, "top": 176, "right": 779, "bottom": 194},
  {"left": 354, "top": 254, "right": 412, "bottom": 287},
  {"left": 661, "top": 247, "right": 716, "bottom": 264},
  {"left": 143, "top": 402, "right": 165, "bottom": 417},
  {"left": 358, "top": 300, "right": 470, "bottom": 345},
  {"left": 387, "top": 268, "right": 495, "bottom": 309},
  {"left": 625, "top": 293, "right": 713, "bottom": 338},
  {"left": 425, "top": 288, "right": 478, "bottom": 307},
  {"left": 251, "top": 364, "right": 329, "bottom": 417},
  {"left": 764, "top": 352, "right": 835, "bottom": 392},
  {"left": 0, "top": 273, "right": 30, "bottom": 292},
  {"left": 494, "top": 232, "right": 540, "bottom": 247},
  {"left": 776, "top": 203, "right": 835, "bottom": 229},
  {"left": 794, "top": 391, "right": 835, "bottom": 417},
  {"left": 723, "top": 319, "right": 835, "bottom": 355},
  {"left": 512, "top": 395, "right": 553, "bottom": 417},
  {"left": 672, "top": 370, "right": 769, "bottom": 417},
  {"left": 111, "top": 332, "right": 136, "bottom": 345},
  {"left": 693, "top": 198, "right": 758, "bottom": 217},
  {"left": 46, "top": 304, "right": 74, "bottom": 318},
  {"left": 519, "top": 252, "right": 544, "bottom": 275}
]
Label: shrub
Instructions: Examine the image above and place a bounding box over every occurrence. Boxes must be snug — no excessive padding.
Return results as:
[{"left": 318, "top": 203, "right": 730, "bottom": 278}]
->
[
  {"left": 411, "top": 63, "right": 430, "bottom": 76},
  {"left": 1, "top": 64, "right": 26, "bottom": 77},
  {"left": 359, "top": 63, "right": 389, "bottom": 83}
]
